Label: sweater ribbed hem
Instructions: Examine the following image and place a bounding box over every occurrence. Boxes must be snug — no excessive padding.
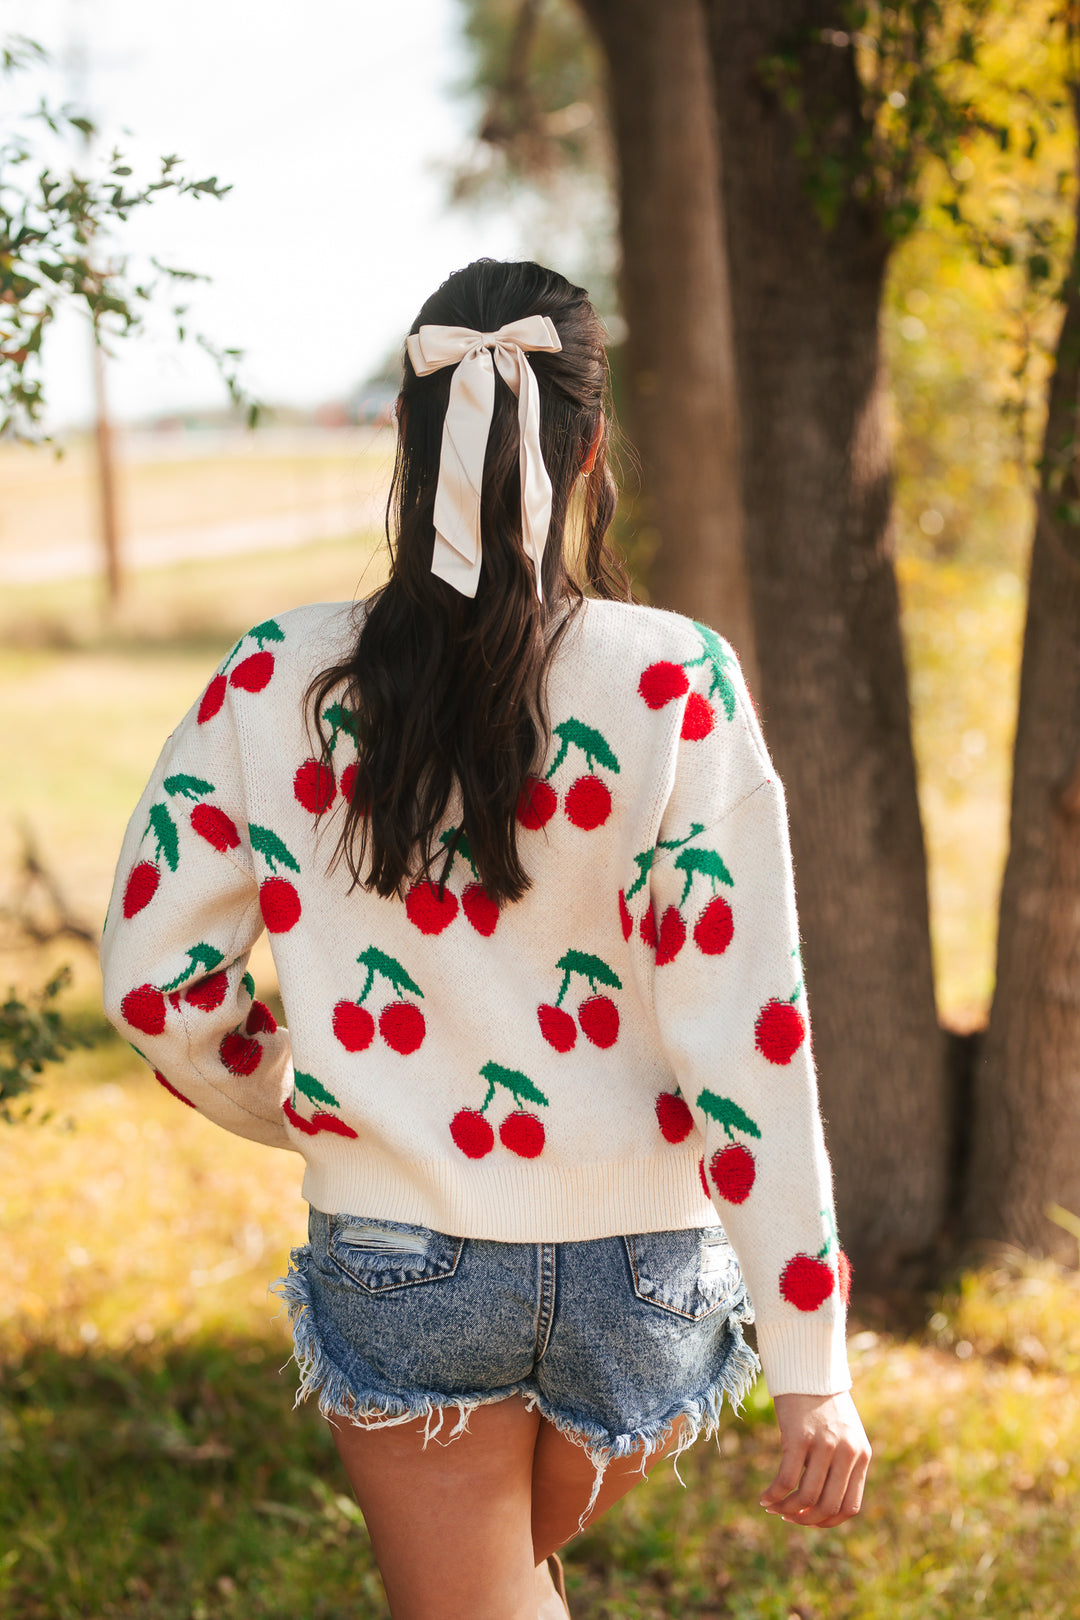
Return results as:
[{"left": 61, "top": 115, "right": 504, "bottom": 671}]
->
[
  {"left": 299, "top": 1142, "right": 722, "bottom": 1243},
  {"left": 754, "top": 1319, "right": 852, "bottom": 1397}
]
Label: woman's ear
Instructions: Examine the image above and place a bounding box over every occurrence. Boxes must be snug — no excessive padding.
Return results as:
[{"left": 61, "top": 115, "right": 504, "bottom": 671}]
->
[{"left": 581, "top": 410, "right": 605, "bottom": 476}]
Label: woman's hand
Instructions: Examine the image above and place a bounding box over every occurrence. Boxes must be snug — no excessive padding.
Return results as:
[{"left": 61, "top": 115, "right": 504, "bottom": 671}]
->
[{"left": 759, "top": 1391, "right": 871, "bottom": 1528}]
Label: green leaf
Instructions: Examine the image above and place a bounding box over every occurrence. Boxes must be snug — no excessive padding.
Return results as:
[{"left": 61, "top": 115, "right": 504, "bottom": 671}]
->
[
  {"left": 696, "top": 1089, "right": 761, "bottom": 1140},
  {"left": 160, "top": 942, "right": 225, "bottom": 992},
  {"left": 552, "top": 718, "right": 620, "bottom": 774},
  {"left": 555, "top": 949, "right": 621, "bottom": 990},
  {"left": 480, "top": 1061, "right": 549, "bottom": 1109},
  {"left": 241, "top": 972, "right": 255, "bottom": 999},
  {"left": 356, "top": 946, "right": 423, "bottom": 998},
  {"left": 294, "top": 1069, "right": 341, "bottom": 1108},
  {"left": 322, "top": 701, "right": 360, "bottom": 752},
  {"left": 674, "top": 847, "right": 733, "bottom": 885},
  {"left": 249, "top": 618, "right": 284, "bottom": 647},
  {"left": 148, "top": 803, "right": 179, "bottom": 872},
  {"left": 163, "top": 773, "right": 215, "bottom": 800},
  {"left": 249, "top": 824, "right": 300, "bottom": 874}
]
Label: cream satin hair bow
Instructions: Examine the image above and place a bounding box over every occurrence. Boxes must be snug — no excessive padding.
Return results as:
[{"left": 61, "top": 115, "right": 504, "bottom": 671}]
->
[{"left": 405, "top": 315, "right": 563, "bottom": 601}]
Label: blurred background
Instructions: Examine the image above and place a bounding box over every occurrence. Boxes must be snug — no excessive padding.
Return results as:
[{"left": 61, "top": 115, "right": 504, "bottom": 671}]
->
[{"left": 2, "top": 2, "right": 1078, "bottom": 1616}]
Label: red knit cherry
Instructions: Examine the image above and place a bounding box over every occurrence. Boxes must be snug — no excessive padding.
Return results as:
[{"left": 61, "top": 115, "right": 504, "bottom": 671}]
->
[
  {"left": 260, "top": 877, "right": 302, "bottom": 933},
  {"left": 462, "top": 883, "right": 499, "bottom": 936},
  {"left": 694, "top": 895, "right": 734, "bottom": 956},
  {"left": 640, "top": 909, "right": 658, "bottom": 950},
  {"left": 184, "top": 972, "right": 228, "bottom": 1012},
  {"left": 500, "top": 1111, "right": 545, "bottom": 1158},
  {"left": 293, "top": 759, "right": 336, "bottom": 814},
  {"left": 245, "top": 999, "right": 277, "bottom": 1034},
  {"left": 405, "top": 880, "right": 458, "bottom": 935},
  {"left": 198, "top": 674, "right": 227, "bottom": 724},
  {"left": 639, "top": 662, "right": 690, "bottom": 709},
  {"left": 780, "top": 1253, "right": 835, "bottom": 1312},
  {"left": 123, "top": 862, "right": 160, "bottom": 918},
  {"left": 339, "top": 761, "right": 358, "bottom": 804},
  {"left": 333, "top": 1001, "right": 375, "bottom": 1052},
  {"left": 155, "top": 1070, "right": 196, "bottom": 1108},
  {"left": 838, "top": 1249, "right": 853, "bottom": 1306},
  {"left": 578, "top": 995, "right": 619, "bottom": 1048},
  {"left": 709, "top": 1144, "right": 756, "bottom": 1204},
  {"left": 379, "top": 1001, "right": 426, "bottom": 1055},
  {"left": 190, "top": 803, "right": 240, "bottom": 852},
  {"left": 564, "top": 775, "right": 611, "bottom": 830},
  {"left": 698, "top": 1156, "right": 711, "bottom": 1198},
  {"left": 538, "top": 1003, "right": 577, "bottom": 1052},
  {"left": 755, "top": 999, "right": 806, "bottom": 1064},
  {"left": 681, "top": 692, "right": 715, "bottom": 740},
  {"left": 220, "top": 1030, "right": 262, "bottom": 1076},
  {"left": 656, "top": 906, "right": 686, "bottom": 965},
  {"left": 229, "top": 650, "right": 274, "bottom": 692},
  {"left": 655, "top": 1092, "right": 694, "bottom": 1143},
  {"left": 516, "top": 775, "right": 557, "bottom": 829},
  {"left": 451, "top": 1108, "right": 495, "bottom": 1159},
  {"left": 122, "top": 984, "right": 166, "bottom": 1035},
  {"left": 618, "top": 889, "right": 633, "bottom": 941}
]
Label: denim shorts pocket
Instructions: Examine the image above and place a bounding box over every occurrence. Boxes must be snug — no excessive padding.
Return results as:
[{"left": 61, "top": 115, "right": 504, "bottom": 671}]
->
[
  {"left": 319, "top": 1211, "right": 464, "bottom": 1293},
  {"left": 623, "top": 1226, "right": 744, "bottom": 1320}
]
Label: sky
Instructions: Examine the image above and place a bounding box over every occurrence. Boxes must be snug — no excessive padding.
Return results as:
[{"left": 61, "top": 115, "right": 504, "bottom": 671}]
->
[{"left": 5, "top": 0, "right": 530, "bottom": 426}]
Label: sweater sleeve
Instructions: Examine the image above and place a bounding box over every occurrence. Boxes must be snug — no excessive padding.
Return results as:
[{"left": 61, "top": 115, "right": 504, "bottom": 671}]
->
[
  {"left": 100, "top": 672, "right": 297, "bottom": 1153},
  {"left": 649, "top": 631, "right": 851, "bottom": 1397}
]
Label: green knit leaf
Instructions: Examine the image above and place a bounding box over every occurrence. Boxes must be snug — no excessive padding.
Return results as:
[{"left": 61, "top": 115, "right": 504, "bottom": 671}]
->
[
  {"left": 249, "top": 824, "right": 300, "bottom": 873},
  {"left": 696, "top": 1089, "right": 761, "bottom": 1140},
  {"left": 322, "top": 701, "right": 360, "bottom": 751},
  {"left": 692, "top": 622, "right": 737, "bottom": 720},
  {"left": 249, "top": 618, "right": 285, "bottom": 647},
  {"left": 480, "top": 1061, "right": 548, "bottom": 1109},
  {"left": 552, "top": 718, "right": 620, "bottom": 774},
  {"left": 148, "top": 803, "right": 180, "bottom": 872},
  {"left": 625, "top": 848, "right": 654, "bottom": 900},
  {"left": 241, "top": 972, "right": 255, "bottom": 999},
  {"left": 294, "top": 1069, "right": 341, "bottom": 1108},
  {"left": 160, "top": 942, "right": 225, "bottom": 992},
  {"left": 356, "top": 946, "right": 423, "bottom": 997},
  {"left": 163, "top": 774, "right": 215, "bottom": 800},
  {"left": 674, "top": 847, "right": 733, "bottom": 886},
  {"left": 555, "top": 950, "right": 621, "bottom": 990}
]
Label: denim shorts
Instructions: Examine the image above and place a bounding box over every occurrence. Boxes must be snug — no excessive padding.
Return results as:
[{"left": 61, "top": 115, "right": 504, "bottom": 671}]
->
[{"left": 272, "top": 1208, "right": 760, "bottom": 1510}]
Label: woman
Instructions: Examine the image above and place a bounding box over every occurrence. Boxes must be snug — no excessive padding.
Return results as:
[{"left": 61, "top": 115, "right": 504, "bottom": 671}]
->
[{"left": 102, "top": 258, "right": 870, "bottom": 1620}]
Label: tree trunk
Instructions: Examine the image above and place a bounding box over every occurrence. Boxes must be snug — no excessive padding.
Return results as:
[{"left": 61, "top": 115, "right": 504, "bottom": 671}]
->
[
  {"left": 576, "top": 0, "right": 757, "bottom": 684},
  {"left": 705, "top": 3, "right": 948, "bottom": 1282},
  {"left": 965, "top": 183, "right": 1080, "bottom": 1260}
]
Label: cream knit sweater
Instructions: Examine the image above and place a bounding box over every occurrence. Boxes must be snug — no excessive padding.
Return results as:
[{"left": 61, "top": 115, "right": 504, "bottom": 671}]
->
[{"left": 101, "top": 596, "right": 851, "bottom": 1397}]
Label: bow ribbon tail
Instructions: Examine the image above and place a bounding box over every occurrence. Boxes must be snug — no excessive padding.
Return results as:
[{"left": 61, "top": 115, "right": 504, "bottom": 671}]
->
[
  {"left": 494, "top": 346, "right": 550, "bottom": 603},
  {"left": 430, "top": 349, "right": 496, "bottom": 598}
]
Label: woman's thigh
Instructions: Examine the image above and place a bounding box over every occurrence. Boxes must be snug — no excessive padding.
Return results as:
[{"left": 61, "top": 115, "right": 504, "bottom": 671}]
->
[
  {"left": 530, "top": 1411, "right": 688, "bottom": 1560},
  {"left": 330, "top": 1395, "right": 542, "bottom": 1620}
]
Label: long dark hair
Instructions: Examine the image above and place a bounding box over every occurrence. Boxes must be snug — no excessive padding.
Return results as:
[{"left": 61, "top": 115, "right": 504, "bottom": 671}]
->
[{"left": 307, "top": 259, "right": 631, "bottom": 906}]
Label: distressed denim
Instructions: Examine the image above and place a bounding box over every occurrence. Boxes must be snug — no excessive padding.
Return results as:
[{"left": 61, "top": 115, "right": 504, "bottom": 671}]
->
[{"left": 272, "top": 1208, "right": 760, "bottom": 1511}]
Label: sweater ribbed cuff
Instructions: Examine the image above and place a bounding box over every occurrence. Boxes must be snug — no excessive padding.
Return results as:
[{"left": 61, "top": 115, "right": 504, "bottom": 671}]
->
[{"left": 754, "top": 1318, "right": 852, "bottom": 1397}]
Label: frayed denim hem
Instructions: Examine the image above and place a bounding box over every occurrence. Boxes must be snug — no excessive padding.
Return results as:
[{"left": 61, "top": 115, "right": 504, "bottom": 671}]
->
[
  {"left": 269, "top": 1258, "right": 522, "bottom": 1446},
  {"left": 523, "top": 1318, "right": 761, "bottom": 1527},
  {"left": 270, "top": 1255, "right": 761, "bottom": 1530}
]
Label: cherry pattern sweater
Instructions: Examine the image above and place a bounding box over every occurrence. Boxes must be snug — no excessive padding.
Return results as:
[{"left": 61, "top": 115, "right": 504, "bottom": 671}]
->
[{"left": 101, "top": 597, "right": 851, "bottom": 1397}]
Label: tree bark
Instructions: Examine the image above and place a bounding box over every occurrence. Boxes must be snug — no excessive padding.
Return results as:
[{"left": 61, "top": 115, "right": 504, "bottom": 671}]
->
[
  {"left": 576, "top": 0, "right": 757, "bottom": 684},
  {"left": 964, "top": 183, "right": 1080, "bottom": 1260},
  {"left": 705, "top": 3, "right": 948, "bottom": 1281}
]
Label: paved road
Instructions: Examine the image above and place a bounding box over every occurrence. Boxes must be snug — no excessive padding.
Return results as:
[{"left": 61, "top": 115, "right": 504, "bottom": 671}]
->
[{"left": 0, "top": 495, "right": 387, "bottom": 585}]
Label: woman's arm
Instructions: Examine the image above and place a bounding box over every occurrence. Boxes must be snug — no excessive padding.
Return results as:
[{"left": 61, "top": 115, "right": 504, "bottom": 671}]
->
[{"left": 100, "top": 670, "right": 297, "bottom": 1151}]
